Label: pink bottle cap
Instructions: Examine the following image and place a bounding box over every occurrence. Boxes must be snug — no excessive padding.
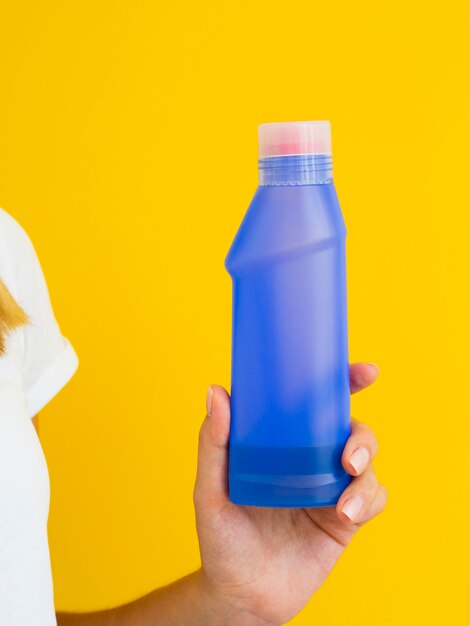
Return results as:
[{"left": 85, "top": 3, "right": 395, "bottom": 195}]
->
[{"left": 258, "top": 121, "right": 332, "bottom": 159}]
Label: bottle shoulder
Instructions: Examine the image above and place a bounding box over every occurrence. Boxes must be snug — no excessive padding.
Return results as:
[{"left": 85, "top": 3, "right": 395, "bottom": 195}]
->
[{"left": 225, "top": 184, "right": 346, "bottom": 275}]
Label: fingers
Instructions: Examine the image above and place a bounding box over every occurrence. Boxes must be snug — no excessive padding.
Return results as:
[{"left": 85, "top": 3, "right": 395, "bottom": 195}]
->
[
  {"left": 338, "top": 418, "right": 387, "bottom": 524},
  {"left": 336, "top": 467, "right": 388, "bottom": 525},
  {"left": 349, "top": 362, "right": 379, "bottom": 394},
  {"left": 342, "top": 419, "right": 379, "bottom": 476},
  {"left": 194, "top": 385, "right": 231, "bottom": 510}
]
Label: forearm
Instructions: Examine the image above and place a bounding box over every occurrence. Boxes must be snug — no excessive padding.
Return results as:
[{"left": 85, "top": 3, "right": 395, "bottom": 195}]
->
[{"left": 56, "top": 569, "right": 266, "bottom": 626}]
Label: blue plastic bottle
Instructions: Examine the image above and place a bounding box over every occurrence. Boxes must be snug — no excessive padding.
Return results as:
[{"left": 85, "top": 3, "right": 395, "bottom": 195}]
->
[{"left": 225, "top": 121, "right": 351, "bottom": 508}]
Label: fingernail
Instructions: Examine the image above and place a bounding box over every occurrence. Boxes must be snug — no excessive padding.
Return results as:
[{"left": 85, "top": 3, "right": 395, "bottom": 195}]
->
[
  {"left": 367, "top": 362, "right": 380, "bottom": 374},
  {"left": 349, "top": 447, "right": 370, "bottom": 474},
  {"left": 341, "top": 494, "right": 364, "bottom": 521},
  {"left": 206, "top": 385, "right": 214, "bottom": 416}
]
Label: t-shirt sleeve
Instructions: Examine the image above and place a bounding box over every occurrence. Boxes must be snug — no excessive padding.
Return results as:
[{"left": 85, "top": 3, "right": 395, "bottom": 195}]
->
[{"left": 4, "top": 212, "right": 79, "bottom": 419}]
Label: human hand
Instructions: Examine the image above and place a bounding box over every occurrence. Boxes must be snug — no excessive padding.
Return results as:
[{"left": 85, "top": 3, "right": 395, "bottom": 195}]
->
[{"left": 194, "top": 363, "right": 387, "bottom": 626}]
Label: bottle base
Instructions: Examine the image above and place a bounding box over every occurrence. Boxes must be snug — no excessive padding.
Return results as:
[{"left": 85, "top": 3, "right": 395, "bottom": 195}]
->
[{"left": 229, "top": 471, "right": 352, "bottom": 508}]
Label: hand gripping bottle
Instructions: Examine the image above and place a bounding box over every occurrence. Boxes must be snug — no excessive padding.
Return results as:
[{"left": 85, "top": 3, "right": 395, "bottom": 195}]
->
[{"left": 225, "top": 121, "right": 351, "bottom": 507}]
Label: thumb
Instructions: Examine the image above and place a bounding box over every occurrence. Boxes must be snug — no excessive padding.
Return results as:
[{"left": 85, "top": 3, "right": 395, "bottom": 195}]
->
[{"left": 194, "top": 385, "right": 231, "bottom": 508}]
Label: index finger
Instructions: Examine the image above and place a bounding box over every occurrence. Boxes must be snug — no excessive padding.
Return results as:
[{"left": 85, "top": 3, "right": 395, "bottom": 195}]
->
[{"left": 350, "top": 362, "right": 379, "bottom": 394}]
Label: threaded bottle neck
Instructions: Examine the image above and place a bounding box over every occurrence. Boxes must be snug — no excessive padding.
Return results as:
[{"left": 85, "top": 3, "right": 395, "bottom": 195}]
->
[{"left": 258, "top": 153, "right": 333, "bottom": 186}]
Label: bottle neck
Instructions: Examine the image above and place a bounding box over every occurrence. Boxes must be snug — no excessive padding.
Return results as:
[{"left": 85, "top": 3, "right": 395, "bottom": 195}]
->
[{"left": 258, "top": 153, "right": 333, "bottom": 186}]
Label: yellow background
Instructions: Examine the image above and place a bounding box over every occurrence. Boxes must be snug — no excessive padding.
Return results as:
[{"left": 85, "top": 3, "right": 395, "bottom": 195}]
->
[{"left": 1, "top": 1, "right": 469, "bottom": 623}]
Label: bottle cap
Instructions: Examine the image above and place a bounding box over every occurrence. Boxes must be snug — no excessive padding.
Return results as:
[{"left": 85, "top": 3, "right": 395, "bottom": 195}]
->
[{"left": 258, "top": 121, "right": 332, "bottom": 159}]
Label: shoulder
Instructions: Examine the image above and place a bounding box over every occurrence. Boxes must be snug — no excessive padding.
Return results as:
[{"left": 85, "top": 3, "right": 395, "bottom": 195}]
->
[
  {"left": 0, "top": 207, "right": 48, "bottom": 305},
  {"left": 0, "top": 206, "right": 30, "bottom": 240},
  {"left": 0, "top": 208, "right": 38, "bottom": 313},
  {"left": 0, "top": 206, "right": 53, "bottom": 348},
  {"left": 0, "top": 208, "right": 79, "bottom": 418},
  {"left": 0, "top": 207, "right": 37, "bottom": 264}
]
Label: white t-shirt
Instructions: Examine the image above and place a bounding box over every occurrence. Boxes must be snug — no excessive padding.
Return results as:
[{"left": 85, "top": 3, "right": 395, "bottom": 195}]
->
[{"left": 0, "top": 207, "right": 79, "bottom": 625}]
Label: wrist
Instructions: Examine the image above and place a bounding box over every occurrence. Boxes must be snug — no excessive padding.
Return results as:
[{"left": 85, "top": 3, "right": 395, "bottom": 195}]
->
[{"left": 193, "top": 569, "right": 277, "bottom": 626}]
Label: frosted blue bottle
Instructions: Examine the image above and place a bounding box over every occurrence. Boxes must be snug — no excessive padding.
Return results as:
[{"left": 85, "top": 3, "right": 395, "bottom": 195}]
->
[{"left": 225, "top": 121, "right": 351, "bottom": 508}]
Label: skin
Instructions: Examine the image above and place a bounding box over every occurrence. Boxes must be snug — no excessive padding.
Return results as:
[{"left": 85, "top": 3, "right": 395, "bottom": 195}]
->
[{"left": 55, "top": 362, "right": 386, "bottom": 625}]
